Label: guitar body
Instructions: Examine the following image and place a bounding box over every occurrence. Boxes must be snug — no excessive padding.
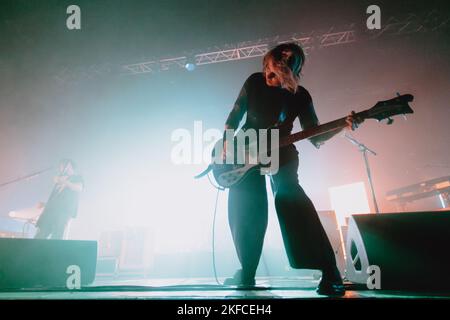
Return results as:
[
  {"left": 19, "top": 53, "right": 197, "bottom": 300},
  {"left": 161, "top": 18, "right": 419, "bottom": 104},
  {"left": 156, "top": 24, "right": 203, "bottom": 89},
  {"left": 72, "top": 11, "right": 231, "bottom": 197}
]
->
[
  {"left": 212, "top": 162, "right": 261, "bottom": 188},
  {"left": 210, "top": 137, "right": 267, "bottom": 188}
]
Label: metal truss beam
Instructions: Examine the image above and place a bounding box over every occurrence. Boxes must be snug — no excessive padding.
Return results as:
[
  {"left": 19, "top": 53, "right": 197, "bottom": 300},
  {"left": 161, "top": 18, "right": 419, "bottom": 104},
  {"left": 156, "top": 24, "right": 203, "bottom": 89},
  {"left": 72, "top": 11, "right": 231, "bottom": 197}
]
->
[
  {"left": 369, "top": 10, "right": 449, "bottom": 38},
  {"left": 121, "top": 30, "right": 354, "bottom": 75},
  {"left": 53, "top": 10, "right": 449, "bottom": 82}
]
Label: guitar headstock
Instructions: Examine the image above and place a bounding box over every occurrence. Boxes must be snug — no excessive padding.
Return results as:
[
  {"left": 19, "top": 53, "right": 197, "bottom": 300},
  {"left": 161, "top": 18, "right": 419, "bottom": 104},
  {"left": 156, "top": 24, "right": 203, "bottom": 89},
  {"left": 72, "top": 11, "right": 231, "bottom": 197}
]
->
[{"left": 366, "top": 94, "right": 414, "bottom": 122}]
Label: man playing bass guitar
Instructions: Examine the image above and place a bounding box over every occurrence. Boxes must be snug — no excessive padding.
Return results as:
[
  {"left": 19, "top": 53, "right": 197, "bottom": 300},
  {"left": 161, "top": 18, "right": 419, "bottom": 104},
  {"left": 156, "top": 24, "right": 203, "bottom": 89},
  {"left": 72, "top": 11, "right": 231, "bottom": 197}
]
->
[{"left": 222, "top": 43, "right": 363, "bottom": 296}]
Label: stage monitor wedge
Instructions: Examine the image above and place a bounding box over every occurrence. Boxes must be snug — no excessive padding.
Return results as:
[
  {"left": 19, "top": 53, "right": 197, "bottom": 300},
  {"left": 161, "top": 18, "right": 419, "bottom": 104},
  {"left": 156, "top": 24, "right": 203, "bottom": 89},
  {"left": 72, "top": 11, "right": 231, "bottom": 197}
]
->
[
  {"left": 0, "top": 238, "right": 97, "bottom": 290},
  {"left": 346, "top": 210, "right": 450, "bottom": 290}
]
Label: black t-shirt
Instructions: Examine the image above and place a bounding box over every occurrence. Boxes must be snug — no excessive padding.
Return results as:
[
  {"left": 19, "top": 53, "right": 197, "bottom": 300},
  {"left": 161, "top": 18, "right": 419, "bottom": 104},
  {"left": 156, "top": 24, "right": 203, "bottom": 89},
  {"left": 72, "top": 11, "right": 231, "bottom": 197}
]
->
[
  {"left": 225, "top": 72, "right": 320, "bottom": 161},
  {"left": 40, "top": 174, "right": 83, "bottom": 220}
]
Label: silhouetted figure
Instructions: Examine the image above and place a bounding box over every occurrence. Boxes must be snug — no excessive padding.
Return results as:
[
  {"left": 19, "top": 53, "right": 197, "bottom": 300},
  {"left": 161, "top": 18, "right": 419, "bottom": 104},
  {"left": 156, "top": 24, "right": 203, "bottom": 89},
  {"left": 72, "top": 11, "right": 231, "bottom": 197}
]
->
[
  {"left": 223, "top": 43, "right": 362, "bottom": 296},
  {"left": 35, "top": 159, "right": 83, "bottom": 240}
]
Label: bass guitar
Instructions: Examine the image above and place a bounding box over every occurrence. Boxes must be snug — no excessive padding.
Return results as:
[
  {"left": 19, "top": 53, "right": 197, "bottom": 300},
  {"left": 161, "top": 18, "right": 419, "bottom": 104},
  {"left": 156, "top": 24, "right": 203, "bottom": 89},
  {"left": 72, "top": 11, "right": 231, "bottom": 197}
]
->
[{"left": 196, "top": 94, "right": 414, "bottom": 188}]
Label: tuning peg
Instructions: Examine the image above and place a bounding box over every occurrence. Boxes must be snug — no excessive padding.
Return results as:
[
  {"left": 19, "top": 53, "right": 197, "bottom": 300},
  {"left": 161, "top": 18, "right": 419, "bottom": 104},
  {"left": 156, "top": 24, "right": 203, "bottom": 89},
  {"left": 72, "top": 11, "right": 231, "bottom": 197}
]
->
[
  {"left": 387, "top": 117, "right": 394, "bottom": 125},
  {"left": 402, "top": 114, "right": 408, "bottom": 121}
]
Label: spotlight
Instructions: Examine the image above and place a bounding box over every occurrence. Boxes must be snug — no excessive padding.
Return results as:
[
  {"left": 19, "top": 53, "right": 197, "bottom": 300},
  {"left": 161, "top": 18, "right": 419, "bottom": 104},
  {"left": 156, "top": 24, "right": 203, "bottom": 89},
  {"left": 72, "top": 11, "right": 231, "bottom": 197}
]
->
[{"left": 185, "top": 62, "right": 196, "bottom": 72}]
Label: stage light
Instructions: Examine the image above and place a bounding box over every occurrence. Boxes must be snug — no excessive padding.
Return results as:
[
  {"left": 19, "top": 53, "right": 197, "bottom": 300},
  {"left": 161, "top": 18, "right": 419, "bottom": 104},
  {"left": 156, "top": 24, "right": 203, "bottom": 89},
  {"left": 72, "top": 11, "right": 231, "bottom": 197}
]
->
[
  {"left": 185, "top": 63, "right": 196, "bottom": 71},
  {"left": 329, "top": 182, "right": 371, "bottom": 226}
]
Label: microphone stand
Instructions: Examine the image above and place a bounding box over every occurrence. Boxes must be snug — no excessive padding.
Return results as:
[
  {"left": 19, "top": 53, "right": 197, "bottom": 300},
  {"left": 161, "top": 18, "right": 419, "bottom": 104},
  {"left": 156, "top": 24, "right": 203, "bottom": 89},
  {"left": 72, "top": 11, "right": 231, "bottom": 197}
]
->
[{"left": 344, "top": 134, "right": 380, "bottom": 214}]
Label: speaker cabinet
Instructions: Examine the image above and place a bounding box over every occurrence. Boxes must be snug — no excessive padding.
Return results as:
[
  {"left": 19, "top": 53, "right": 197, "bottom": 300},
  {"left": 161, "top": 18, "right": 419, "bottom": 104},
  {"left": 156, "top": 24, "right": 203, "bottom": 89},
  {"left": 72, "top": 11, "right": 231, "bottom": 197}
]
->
[
  {"left": 346, "top": 211, "right": 450, "bottom": 290},
  {"left": 0, "top": 238, "right": 97, "bottom": 289}
]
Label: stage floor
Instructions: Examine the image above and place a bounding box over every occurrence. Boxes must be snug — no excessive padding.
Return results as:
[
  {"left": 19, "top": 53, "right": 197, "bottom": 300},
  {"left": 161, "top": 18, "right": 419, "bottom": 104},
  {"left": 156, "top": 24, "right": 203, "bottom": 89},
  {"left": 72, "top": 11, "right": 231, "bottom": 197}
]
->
[{"left": 0, "top": 276, "right": 449, "bottom": 300}]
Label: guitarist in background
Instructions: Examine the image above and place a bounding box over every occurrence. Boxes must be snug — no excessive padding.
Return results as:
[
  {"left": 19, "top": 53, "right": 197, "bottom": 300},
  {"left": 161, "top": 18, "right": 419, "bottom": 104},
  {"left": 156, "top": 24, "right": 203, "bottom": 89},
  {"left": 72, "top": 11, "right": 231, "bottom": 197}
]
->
[
  {"left": 223, "top": 43, "right": 363, "bottom": 296},
  {"left": 34, "top": 159, "right": 83, "bottom": 240}
]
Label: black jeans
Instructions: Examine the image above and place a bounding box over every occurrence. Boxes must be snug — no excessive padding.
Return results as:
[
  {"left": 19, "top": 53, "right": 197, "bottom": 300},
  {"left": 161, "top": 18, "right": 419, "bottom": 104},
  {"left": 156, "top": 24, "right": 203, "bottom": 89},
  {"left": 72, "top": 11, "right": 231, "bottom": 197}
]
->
[
  {"left": 228, "top": 156, "right": 337, "bottom": 280},
  {"left": 34, "top": 215, "right": 70, "bottom": 240}
]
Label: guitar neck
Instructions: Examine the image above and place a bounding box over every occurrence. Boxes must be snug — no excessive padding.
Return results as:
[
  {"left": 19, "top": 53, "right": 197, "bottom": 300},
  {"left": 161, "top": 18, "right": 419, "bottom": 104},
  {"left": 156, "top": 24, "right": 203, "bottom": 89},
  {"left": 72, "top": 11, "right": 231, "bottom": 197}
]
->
[{"left": 279, "top": 110, "right": 368, "bottom": 148}]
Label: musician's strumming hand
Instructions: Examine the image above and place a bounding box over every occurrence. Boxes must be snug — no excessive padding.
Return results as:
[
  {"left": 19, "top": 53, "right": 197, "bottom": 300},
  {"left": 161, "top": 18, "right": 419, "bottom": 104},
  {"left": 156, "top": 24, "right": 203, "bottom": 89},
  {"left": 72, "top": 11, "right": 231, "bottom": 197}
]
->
[
  {"left": 54, "top": 175, "right": 83, "bottom": 193},
  {"left": 222, "top": 125, "right": 233, "bottom": 162},
  {"left": 222, "top": 139, "right": 234, "bottom": 163},
  {"left": 345, "top": 111, "right": 364, "bottom": 131},
  {"left": 222, "top": 143, "right": 227, "bottom": 161},
  {"left": 54, "top": 175, "right": 68, "bottom": 185}
]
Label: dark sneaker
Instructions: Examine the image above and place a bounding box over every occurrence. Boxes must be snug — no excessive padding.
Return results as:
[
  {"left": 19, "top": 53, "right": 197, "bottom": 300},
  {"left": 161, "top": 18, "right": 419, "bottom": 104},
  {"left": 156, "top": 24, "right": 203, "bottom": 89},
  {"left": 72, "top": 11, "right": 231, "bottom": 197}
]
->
[
  {"left": 316, "top": 279, "right": 346, "bottom": 297},
  {"left": 316, "top": 269, "right": 346, "bottom": 297}
]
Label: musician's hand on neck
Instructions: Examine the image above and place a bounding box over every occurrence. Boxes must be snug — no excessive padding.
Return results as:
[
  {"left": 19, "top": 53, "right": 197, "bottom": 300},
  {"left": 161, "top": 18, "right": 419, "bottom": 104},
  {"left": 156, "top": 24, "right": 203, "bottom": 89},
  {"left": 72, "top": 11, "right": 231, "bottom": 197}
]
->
[{"left": 345, "top": 111, "right": 364, "bottom": 131}]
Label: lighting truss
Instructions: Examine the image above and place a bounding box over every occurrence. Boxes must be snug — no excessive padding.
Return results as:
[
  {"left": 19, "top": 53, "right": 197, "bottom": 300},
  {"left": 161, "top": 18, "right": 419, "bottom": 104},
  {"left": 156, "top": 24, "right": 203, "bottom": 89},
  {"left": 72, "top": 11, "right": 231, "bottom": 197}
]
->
[
  {"left": 123, "top": 9, "right": 447, "bottom": 76},
  {"left": 369, "top": 10, "right": 449, "bottom": 38},
  {"left": 53, "top": 10, "right": 449, "bottom": 82},
  {"left": 121, "top": 29, "right": 356, "bottom": 75}
]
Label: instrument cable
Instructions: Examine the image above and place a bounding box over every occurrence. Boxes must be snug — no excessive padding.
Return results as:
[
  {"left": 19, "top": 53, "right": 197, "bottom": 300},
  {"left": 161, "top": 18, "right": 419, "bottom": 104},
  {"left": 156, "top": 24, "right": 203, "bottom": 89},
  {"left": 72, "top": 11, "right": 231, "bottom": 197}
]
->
[{"left": 206, "top": 172, "right": 225, "bottom": 285}]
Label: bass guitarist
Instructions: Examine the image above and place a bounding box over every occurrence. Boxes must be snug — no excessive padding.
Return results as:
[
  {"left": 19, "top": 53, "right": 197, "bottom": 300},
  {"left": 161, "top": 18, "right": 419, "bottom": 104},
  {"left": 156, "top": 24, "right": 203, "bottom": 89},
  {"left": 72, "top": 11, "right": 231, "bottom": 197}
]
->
[{"left": 222, "top": 43, "right": 363, "bottom": 296}]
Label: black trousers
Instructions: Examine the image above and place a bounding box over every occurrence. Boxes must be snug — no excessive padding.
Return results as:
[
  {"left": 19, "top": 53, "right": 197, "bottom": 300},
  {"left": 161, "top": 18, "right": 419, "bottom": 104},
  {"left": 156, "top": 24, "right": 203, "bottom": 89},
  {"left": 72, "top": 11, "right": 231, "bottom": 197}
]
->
[
  {"left": 34, "top": 214, "right": 70, "bottom": 240},
  {"left": 228, "top": 156, "right": 337, "bottom": 280}
]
